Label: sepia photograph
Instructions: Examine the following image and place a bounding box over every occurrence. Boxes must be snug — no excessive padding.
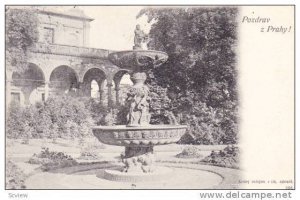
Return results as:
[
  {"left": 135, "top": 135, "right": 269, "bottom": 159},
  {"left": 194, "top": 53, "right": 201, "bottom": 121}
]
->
[{"left": 4, "top": 5, "right": 294, "bottom": 191}]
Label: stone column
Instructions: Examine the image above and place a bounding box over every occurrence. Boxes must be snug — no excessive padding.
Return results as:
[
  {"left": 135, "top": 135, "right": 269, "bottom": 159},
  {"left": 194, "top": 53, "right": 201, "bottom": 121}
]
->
[
  {"left": 107, "top": 82, "right": 113, "bottom": 107},
  {"left": 44, "top": 81, "right": 49, "bottom": 101},
  {"left": 87, "top": 82, "right": 92, "bottom": 97},
  {"left": 22, "top": 87, "right": 33, "bottom": 105},
  {"left": 115, "top": 85, "right": 120, "bottom": 106},
  {"left": 99, "top": 89, "right": 105, "bottom": 106},
  {"left": 77, "top": 82, "right": 83, "bottom": 96},
  {"left": 6, "top": 79, "right": 11, "bottom": 106},
  {"left": 6, "top": 70, "right": 13, "bottom": 107},
  {"left": 79, "top": 82, "right": 89, "bottom": 97}
]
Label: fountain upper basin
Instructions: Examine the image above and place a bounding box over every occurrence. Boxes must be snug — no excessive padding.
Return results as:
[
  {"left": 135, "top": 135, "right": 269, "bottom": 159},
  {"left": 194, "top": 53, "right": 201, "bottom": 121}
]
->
[
  {"left": 93, "top": 125, "right": 187, "bottom": 147},
  {"left": 108, "top": 50, "right": 168, "bottom": 70}
]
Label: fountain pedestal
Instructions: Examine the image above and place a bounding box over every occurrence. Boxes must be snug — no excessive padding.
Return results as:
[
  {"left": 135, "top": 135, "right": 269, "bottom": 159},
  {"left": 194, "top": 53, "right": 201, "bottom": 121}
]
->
[{"left": 122, "top": 146, "right": 154, "bottom": 173}]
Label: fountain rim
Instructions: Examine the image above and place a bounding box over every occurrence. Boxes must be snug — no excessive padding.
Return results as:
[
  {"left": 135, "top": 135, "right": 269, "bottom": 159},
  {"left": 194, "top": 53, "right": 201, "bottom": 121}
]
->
[{"left": 92, "top": 124, "right": 187, "bottom": 131}]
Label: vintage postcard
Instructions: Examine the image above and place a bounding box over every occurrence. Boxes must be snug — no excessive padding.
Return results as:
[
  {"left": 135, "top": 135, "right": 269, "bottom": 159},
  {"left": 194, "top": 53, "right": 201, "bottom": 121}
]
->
[{"left": 4, "top": 5, "right": 294, "bottom": 191}]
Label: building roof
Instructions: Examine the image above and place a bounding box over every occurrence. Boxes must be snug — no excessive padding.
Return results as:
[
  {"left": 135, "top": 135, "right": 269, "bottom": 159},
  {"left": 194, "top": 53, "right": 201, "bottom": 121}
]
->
[
  {"left": 7, "top": 6, "right": 94, "bottom": 22},
  {"left": 37, "top": 6, "right": 94, "bottom": 21}
]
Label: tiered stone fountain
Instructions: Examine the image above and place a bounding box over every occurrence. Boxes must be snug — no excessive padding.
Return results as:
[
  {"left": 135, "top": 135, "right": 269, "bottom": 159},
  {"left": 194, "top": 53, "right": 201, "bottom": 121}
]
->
[
  {"left": 92, "top": 25, "right": 187, "bottom": 182},
  {"left": 24, "top": 25, "right": 231, "bottom": 189}
]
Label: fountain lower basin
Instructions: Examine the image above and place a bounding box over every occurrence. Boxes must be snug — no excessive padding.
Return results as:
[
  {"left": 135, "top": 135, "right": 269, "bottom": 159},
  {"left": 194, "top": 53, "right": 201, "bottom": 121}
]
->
[
  {"left": 93, "top": 125, "right": 187, "bottom": 147},
  {"left": 92, "top": 125, "right": 187, "bottom": 181}
]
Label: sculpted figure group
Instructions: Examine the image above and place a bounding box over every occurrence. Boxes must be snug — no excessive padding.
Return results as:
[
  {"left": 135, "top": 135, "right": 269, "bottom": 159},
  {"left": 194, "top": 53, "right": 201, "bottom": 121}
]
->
[{"left": 121, "top": 152, "right": 154, "bottom": 173}]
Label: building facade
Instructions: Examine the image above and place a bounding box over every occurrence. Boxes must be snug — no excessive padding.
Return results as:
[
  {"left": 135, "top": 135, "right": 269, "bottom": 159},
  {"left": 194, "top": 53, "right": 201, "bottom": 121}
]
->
[{"left": 6, "top": 7, "right": 129, "bottom": 107}]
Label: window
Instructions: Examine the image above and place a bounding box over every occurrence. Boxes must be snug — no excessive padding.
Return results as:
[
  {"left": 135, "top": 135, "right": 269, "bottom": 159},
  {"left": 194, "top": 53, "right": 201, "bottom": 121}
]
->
[
  {"left": 68, "top": 32, "right": 79, "bottom": 46},
  {"left": 42, "top": 93, "right": 45, "bottom": 102},
  {"left": 11, "top": 93, "right": 20, "bottom": 104},
  {"left": 43, "top": 27, "right": 54, "bottom": 43}
]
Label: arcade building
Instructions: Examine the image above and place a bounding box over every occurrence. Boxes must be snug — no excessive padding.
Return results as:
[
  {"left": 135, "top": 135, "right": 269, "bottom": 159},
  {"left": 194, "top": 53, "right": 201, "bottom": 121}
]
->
[{"left": 6, "top": 7, "right": 131, "bottom": 107}]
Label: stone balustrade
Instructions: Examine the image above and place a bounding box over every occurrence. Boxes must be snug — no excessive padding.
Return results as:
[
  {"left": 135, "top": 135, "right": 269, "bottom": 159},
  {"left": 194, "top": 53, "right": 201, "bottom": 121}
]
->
[{"left": 30, "top": 42, "right": 113, "bottom": 59}]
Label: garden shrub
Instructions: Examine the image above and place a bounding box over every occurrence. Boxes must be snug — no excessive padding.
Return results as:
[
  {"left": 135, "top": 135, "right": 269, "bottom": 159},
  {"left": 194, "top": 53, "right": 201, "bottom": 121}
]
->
[
  {"left": 147, "top": 83, "right": 173, "bottom": 125},
  {"left": 6, "top": 160, "right": 27, "bottom": 189},
  {"left": 28, "top": 147, "right": 78, "bottom": 171},
  {"left": 201, "top": 145, "right": 240, "bottom": 169},
  {"left": 44, "top": 95, "right": 93, "bottom": 139},
  {"left": 175, "top": 145, "right": 204, "bottom": 158},
  {"left": 177, "top": 101, "right": 238, "bottom": 145},
  {"left": 78, "top": 145, "right": 102, "bottom": 160},
  {"left": 6, "top": 95, "right": 94, "bottom": 141},
  {"left": 83, "top": 98, "right": 109, "bottom": 125},
  {"left": 83, "top": 98, "right": 125, "bottom": 126},
  {"left": 7, "top": 102, "right": 30, "bottom": 140}
]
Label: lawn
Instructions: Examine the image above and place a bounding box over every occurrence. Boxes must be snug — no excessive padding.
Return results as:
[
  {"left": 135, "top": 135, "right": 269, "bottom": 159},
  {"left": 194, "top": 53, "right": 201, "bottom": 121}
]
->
[
  {"left": 6, "top": 138, "right": 239, "bottom": 189},
  {"left": 6, "top": 138, "right": 228, "bottom": 163}
]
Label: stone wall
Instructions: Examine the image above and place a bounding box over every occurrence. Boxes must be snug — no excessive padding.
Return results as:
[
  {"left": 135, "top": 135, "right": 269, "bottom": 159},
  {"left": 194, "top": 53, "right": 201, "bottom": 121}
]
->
[{"left": 37, "top": 8, "right": 92, "bottom": 47}]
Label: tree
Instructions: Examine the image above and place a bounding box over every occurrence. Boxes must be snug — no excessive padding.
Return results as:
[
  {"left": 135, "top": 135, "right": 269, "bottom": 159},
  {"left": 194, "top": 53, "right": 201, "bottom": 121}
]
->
[
  {"left": 138, "top": 7, "right": 239, "bottom": 144},
  {"left": 6, "top": 7, "right": 39, "bottom": 72}
]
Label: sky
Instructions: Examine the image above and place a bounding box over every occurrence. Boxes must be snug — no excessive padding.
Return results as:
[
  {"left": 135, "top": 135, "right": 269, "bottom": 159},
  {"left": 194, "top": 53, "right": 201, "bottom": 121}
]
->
[
  {"left": 78, "top": 6, "right": 152, "bottom": 86},
  {"left": 9, "top": 6, "right": 152, "bottom": 51},
  {"left": 79, "top": 6, "right": 152, "bottom": 51}
]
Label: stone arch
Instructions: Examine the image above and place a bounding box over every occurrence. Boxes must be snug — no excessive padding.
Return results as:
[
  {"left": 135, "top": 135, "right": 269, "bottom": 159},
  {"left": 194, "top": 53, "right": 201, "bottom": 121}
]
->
[
  {"left": 81, "top": 68, "right": 106, "bottom": 98},
  {"left": 113, "top": 70, "right": 132, "bottom": 105},
  {"left": 11, "top": 63, "right": 46, "bottom": 105},
  {"left": 12, "top": 63, "right": 45, "bottom": 85},
  {"left": 113, "top": 70, "right": 130, "bottom": 87},
  {"left": 79, "top": 65, "right": 108, "bottom": 83},
  {"left": 49, "top": 65, "right": 79, "bottom": 95}
]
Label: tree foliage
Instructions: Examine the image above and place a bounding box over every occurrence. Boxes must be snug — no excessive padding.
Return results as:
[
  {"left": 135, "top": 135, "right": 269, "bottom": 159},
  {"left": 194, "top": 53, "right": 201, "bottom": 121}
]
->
[
  {"left": 6, "top": 7, "right": 39, "bottom": 72},
  {"left": 138, "top": 7, "right": 239, "bottom": 144}
]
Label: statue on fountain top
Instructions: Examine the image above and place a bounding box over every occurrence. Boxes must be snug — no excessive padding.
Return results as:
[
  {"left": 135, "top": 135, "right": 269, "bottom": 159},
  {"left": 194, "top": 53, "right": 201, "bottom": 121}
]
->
[{"left": 133, "top": 24, "right": 148, "bottom": 50}]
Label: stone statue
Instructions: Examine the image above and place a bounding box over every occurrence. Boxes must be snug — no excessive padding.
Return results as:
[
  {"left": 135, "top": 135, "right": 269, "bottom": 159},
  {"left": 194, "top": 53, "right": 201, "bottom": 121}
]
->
[
  {"left": 121, "top": 151, "right": 155, "bottom": 173},
  {"left": 133, "top": 25, "right": 147, "bottom": 50},
  {"left": 126, "top": 72, "right": 151, "bottom": 126},
  {"left": 121, "top": 153, "right": 138, "bottom": 173},
  {"left": 138, "top": 153, "right": 155, "bottom": 173}
]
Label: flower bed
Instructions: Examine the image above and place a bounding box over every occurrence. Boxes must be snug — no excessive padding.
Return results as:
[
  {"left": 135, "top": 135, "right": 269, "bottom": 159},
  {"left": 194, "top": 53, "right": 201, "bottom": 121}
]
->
[
  {"left": 175, "top": 145, "right": 204, "bottom": 158},
  {"left": 28, "top": 147, "right": 78, "bottom": 171},
  {"left": 201, "top": 145, "right": 239, "bottom": 169}
]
